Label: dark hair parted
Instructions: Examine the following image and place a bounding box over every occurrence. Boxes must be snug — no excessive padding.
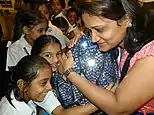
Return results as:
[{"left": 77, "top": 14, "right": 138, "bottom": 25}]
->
[
  {"left": 6, "top": 55, "right": 51, "bottom": 108},
  {"left": 79, "top": 0, "right": 154, "bottom": 54},
  {"left": 31, "top": 35, "right": 61, "bottom": 56},
  {"left": 12, "top": 11, "right": 48, "bottom": 43},
  {"left": 52, "top": 17, "right": 69, "bottom": 30}
]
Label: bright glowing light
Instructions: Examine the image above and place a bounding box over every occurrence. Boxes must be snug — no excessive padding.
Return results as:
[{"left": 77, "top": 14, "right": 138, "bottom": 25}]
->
[
  {"left": 81, "top": 41, "right": 88, "bottom": 48},
  {"left": 87, "top": 59, "right": 95, "bottom": 67}
]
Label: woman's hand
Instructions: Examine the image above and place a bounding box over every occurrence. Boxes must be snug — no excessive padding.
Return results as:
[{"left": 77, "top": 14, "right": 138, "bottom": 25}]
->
[{"left": 59, "top": 51, "right": 74, "bottom": 74}]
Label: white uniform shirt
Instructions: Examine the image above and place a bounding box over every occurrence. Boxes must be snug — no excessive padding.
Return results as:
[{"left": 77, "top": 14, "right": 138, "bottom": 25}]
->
[
  {"left": 0, "top": 91, "right": 61, "bottom": 115},
  {"left": 6, "top": 35, "right": 31, "bottom": 71},
  {"left": 0, "top": 91, "right": 37, "bottom": 115}
]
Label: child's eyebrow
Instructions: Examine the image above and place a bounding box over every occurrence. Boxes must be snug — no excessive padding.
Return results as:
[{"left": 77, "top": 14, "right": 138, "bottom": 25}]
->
[
  {"left": 40, "top": 78, "right": 50, "bottom": 82},
  {"left": 42, "top": 52, "right": 52, "bottom": 54}
]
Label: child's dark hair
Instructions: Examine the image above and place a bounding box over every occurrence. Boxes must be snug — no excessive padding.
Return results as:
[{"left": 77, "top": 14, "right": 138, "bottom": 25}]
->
[
  {"left": 12, "top": 11, "right": 48, "bottom": 43},
  {"left": 52, "top": 17, "right": 69, "bottom": 31},
  {"left": 50, "top": 0, "right": 65, "bottom": 9},
  {"left": 6, "top": 55, "right": 51, "bottom": 108},
  {"left": 67, "top": 8, "right": 79, "bottom": 19},
  {"left": 68, "top": 0, "right": 75, "bottom": 7},
  {"left": 31, "top": 35, "right": 62, "bottom": 56}
]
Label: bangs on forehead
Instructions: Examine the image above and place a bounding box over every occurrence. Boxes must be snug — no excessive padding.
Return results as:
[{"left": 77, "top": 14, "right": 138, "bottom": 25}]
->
[{"left": 82, "top": 12, "right": 114, "bottom": 24}]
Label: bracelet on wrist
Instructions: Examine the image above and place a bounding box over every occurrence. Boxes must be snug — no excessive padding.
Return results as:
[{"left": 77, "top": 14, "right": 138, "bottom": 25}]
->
[{"left": 63, "top": 68, "right": 74, "bottom": 77}]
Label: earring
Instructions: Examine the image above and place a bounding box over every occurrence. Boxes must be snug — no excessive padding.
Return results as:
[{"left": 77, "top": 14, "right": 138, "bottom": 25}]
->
[
  {"left": 127, "top": 21, "right": 132, "bottom": 27},
  {"left": 125, "top": 14, "right": 132, "bottom": 27},
  {"left": 117, "top": 14, "right": 132, "bottom": 27},
  {"left": 133, "top": 37, "right": 138, "bottom": 43}
]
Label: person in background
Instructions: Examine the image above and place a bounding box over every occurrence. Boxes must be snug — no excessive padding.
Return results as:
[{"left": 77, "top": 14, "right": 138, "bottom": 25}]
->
[
  {"left": 12, "top": 0, "right": 35, "bottom": 43},
  {"left": 0, "top": 55, "right": 97, "bottom": 115},
  {"left": 66, "top": 8, "right": 79, "bottom": 26},
  {"left": 30, "top": 1, "right": 68, "bottom": 49},
  {"left": 65, "top": 7, "right": 83, "bottom": 39},
  {"left": 50, "top": 0, "right": 66, "bottom": 20},
  {"left": 52, "top": 17, "right": 73, "bottom": 42},
  {"left": 6, "top": 11, "right": 48, "bottom": 71},
  {"left": 50, "top": 0, "right": 79, "bottom": 37},
  {"left": 31, "top": 2, "right": 50, "bottom": 21},
  {"left": 68, "top": 0, "right": 76, "bottom": 9},
  {"left": 60, "top": 0, "right": 154, "bottom": 114},
  {"left": 52, "top": 17, "right": 69, "bottom": 36}
]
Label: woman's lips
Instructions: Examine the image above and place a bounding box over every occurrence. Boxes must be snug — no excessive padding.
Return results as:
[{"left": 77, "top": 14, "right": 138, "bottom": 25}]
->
[{"left": 97, "top": 42, "right": 106, "bottom": 47}]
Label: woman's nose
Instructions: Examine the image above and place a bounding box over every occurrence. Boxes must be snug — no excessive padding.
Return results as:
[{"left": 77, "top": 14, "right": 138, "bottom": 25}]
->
[{"left": 91, "top": 30, "right": 100, "bottom": 43}]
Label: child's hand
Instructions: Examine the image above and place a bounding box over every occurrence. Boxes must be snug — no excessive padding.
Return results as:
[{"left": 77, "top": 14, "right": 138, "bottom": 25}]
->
[
  {"left": 106, "top": 82, "right": 119, "bottom": 92},
  {"left": 69, "top": 28, "right": 84, "bottom": 48}
]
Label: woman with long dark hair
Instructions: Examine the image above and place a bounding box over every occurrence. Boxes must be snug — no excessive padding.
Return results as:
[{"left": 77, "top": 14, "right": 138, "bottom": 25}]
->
[{"left": 60, "top": 0, "right": 154, "bottom": 114}]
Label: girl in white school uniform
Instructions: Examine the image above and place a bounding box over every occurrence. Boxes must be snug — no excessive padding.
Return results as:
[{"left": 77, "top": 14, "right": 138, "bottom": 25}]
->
[
  {"left": 6, "top": 11, "right": 48, "bottom": 71},
  {"left": 30, "top": 1, "right": 68, "bottom": 49},
  {"left": 0, "top": 55, "right": 97, "bottom": 115}
]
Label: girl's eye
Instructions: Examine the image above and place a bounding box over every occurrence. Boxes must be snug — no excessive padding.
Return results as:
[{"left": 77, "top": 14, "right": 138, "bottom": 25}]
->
[
  {"left": 56, "top": 52, "right": 62, "bottom": 58},
  {"left": 44, "top": 10, "right": 49, "bottom": 14},
  {"left": 45, "top": 11, "right": 49, "bottom": 14},
  {"left": 44, "top": 54, "right": 51, "bottom": 58},
  {"left": 38, "top": 29, "right": 43, "bottom": 33},
  {"left": 57, "top": 52, "right": 62, "bottom": 56},
  {"left": 57, "top": 3, "right": 61, "bottom": 6}
]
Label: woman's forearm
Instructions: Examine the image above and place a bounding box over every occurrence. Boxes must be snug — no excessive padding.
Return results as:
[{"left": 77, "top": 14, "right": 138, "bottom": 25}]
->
[
  {"left": 54, "top": 104, "right": 98, "bottom": 115},
  {"left": 67, "top": 72, "right": 121, "bottom": 114},
  {"left": 65, "top": 104, "right": 98, "bottom": 115}
]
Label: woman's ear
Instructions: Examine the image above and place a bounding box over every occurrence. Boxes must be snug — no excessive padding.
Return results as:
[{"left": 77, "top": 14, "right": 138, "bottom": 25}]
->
[
  {"left": 23, "top": 26, "right": 30, "bottom": 35},
  {"left": 17, "top": 79, "right": 26, "bottom": 91},
  {"left": 117, "top": 14, "right": 132, "bottom": 28}
]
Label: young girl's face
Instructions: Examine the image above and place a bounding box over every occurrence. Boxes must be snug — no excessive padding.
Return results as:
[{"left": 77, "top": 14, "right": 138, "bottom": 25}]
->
[
  {"left": 25, "top": 66, "right": 52, "bottom": 101},
  {"left": 51, "top": 0, "right": 62, "bottom": 15},
  {"left": 38, "top": 4, "right": 50, "bottom": 21},
  {"left": 39, "top": 43, "right": 62, "bottom": 72},
  {"left": 26, "top": 21, "right": 47, "bottom": 43},
  {"left": 67, "top": 11, "right": 78, "bottom": 25}
]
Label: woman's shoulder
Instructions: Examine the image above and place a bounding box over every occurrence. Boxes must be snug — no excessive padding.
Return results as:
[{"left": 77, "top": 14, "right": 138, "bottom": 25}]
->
[
  {"left": 121, "top": 41, "right": 154, "bottom": 69},
  {"left": 136, "top": 40, "right": 154, "bottom": 57}
]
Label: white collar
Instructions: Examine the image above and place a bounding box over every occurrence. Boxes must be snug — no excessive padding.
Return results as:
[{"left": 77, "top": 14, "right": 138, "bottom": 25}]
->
[
  {"left": 10, "top": 91, "right": 37, "bottom": 115},
  {"left": 19, "top": 34, "right": 32, "bottom": 49}
]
